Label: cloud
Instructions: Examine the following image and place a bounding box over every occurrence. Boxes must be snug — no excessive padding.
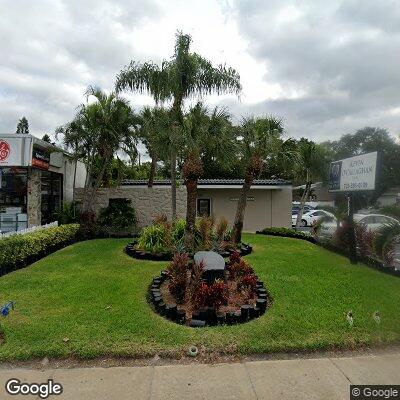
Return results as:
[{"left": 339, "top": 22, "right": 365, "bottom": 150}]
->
[
  {"left": 0, "top": 0, "right": 159, "bottom": 136},
  {"left": 225, "top": 0, "right": 400, "bottom": 139},
  {"left": 0, "top": 0, "right": 399, "bottom": 144}
]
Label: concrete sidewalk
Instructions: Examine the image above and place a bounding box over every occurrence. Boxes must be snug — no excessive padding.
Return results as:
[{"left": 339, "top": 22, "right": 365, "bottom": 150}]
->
[{"left": 0, "top": 353, "right": 399, "bottom": 399}]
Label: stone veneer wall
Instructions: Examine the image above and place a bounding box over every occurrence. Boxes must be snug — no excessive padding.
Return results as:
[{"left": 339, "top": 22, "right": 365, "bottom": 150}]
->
[
  {"left": 27, "top": 168, "right": 41, "bottom": 227},
  {"left": 74, "top": 187, "right": 187, "bottom": 228}
]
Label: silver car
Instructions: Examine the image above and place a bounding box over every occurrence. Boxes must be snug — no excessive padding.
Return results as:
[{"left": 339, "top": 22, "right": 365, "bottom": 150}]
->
[{"left": 318, "top": 213, "right": 400, "bottom": 240}]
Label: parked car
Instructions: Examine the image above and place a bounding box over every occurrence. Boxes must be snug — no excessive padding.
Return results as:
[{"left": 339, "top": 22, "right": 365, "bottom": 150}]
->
[
  {"left": 318, "top": 213, "right": 400, "bottom": 240},
  {"left": 292, "top": 209, "right": 336, "bottom": 227},
  {"left": 291, "top": 204, "right": 315, "bottom": 215}
]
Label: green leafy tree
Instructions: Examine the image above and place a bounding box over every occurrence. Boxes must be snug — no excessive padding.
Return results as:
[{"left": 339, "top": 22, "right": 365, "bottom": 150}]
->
[
  {"left": 232, "top": 116, "right": 285, "bottom": 244},
  {"left": 41, "top": 134, "right": 51, "bottom": 143},
  {"left": 294, "top": 139, "right": 328, "bottom": 229},
  {"left": 182, "top": 103, "right": 237, "bottom": 250},
  {"left": 16, "top": 117, "right": 29, "bottom": 134},
  {"left": 58, "top": 87, "right": 138, "bottom": 213},
  {"left": 115, "top": 31, "right": 241, "bottom": 220},
  {"left": 138, "top": 107, "right": 171, "bottom": 187}
]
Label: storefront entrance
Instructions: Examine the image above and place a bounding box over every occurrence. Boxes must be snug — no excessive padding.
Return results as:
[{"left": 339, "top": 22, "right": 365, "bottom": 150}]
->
[
  {"left": 40, "top": 171, "right": 63, "bottom": 224},
  {"left": 0, "top": 167, "right": 28, "bottom": 232}
]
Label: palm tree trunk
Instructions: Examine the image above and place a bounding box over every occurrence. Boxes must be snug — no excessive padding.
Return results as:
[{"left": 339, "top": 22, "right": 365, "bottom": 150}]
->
[
  {"left": 72, "top": 159, "right": 77, "bottom": 219},
  {"left": 295, "top": 181, "right": 312, "bottom": 229},
  {"left": 84, "top": 155, "right": 110, "bottom": 214},
  {"left": 148, "top": 154, "right": 157, "bottom": 188},
  {"left": 185, "top": 177, "right": 198, "bottom": 252},
  {"left": 170, "top": 96, "right": 182, "bottom": 222},
  {"left": 232, "top": 172, "right": 253, "bottom": 245},
  {"left": 171, "top": 149, "right": 177, "bottom": 220}
]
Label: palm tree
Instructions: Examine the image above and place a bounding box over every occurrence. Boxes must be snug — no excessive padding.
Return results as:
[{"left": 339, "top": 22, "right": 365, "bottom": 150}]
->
[
  {"left": 182, "top": 103, "right": 236, "bottom": 250},
  {"left": 58, "top": 87, "right": 138, "bottom": 213},
  {"left": 115, "top": 31, "right": 241, "bottom": 220},
  {"left": 232, "top": 116, "right": 284, "bottom": 245},
  {"left": 138, "top": 107, "right": 171, "bottom": 187},
  {"left": 294, "top": 139, "right": 327, "bottom": 229}
]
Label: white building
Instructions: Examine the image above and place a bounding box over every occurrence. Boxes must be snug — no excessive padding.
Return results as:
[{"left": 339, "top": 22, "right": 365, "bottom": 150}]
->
[{"left": 0, "top": 133, "right": 86, "bottom": 232}]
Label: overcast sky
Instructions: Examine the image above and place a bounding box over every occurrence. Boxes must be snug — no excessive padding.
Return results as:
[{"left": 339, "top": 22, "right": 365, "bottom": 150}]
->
[{"left": 1, "top": 0, "right": 399, "bottom": 145}]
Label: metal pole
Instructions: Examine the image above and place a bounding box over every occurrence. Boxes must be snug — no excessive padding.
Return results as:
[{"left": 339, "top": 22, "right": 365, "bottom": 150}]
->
[{"left": 347, "top": 193, "right": 357, "bottom": 265}]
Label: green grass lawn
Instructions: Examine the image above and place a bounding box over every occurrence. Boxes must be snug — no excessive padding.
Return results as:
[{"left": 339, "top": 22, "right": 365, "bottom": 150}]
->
[{"left": 0, "top": 233, "right": 399, "bottom": 360}]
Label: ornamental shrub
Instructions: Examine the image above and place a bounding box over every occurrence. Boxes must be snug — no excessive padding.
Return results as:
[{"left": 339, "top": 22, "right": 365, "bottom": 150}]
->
[
  {"left": 0, "top": 224, "right": 80, "bottom": 275},
  {"left": 137, "top": 224, "right": 169, "bottom": 253},
  {"left": 193, "top": 279, "right": 228, "bottom": 309},
  {"left": 97, "top": 199, "right": 137, "bottom": 236},
  {"left": 227, "top": 255, "right": 254, "bottom": 280},
  {"left": 258, "top": 227, "right": 312, "bottom": 240},
  {"left": 167, "top": 253, "right": 190, "bottom": 303},
  {"left": 237, "top": 274, "right": 258, "bottom": 296}
]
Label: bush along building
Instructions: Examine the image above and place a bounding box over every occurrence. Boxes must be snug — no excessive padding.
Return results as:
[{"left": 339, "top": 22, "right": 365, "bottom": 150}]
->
[{"left": 0, "top": 133, "right": 86, "bottom": 233}]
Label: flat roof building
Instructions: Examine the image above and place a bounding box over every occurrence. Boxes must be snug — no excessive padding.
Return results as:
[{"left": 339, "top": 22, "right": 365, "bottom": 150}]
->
[
  {"left": 75, "top": 179, "right": 292, "bottom": 232},
  {"left": 0, "top": 133, "right": 86, "bottom": 233}
]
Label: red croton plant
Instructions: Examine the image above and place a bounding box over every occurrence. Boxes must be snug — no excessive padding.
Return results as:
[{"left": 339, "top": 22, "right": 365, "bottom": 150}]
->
[{"left": 166, "top": 250, "right": 259, "bottom": 311}]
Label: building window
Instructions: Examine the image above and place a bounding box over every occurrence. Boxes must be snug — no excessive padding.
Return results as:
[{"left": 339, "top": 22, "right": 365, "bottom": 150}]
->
[
  {"left": 197, "top": 198, "right": 211, "bottom": 217},
  {"left": 0, "top": 167, "right": 28, "bottom": 232}
]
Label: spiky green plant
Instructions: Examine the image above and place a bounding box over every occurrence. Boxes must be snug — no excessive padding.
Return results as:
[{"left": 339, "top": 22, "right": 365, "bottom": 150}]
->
[{"left": 373, "top": 223, "right": 400, "bottom": 263}]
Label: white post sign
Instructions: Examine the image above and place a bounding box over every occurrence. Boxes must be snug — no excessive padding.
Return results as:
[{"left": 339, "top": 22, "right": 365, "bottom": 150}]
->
[{"left": 328, "top": 151, "right": 378, "bottom": 192}]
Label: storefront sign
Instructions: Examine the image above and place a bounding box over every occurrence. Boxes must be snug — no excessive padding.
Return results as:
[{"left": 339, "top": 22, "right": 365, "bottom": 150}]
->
[
  {"left": 0, "top": 140, "right": 11, "bottom": 162},
  {"left": 32, "top": 145, "right": 50, "bottom": 170},
  {"left": 0, "top": 136, "right": 32, "bottom": 166},
  {"left": 328, "top": 151, "right": 377, "bottom": 192}
]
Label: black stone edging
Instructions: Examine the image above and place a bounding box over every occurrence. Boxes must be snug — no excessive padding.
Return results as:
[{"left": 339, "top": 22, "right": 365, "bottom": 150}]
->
[
  {"left": 125, "top": 242, "right": 253, "bottom": 261},
  {"left": 255, "top": 231, "right": 399, "bottom": 277},
  {"left": 148, "top": 271, "right": 271, "bottom": 328}
]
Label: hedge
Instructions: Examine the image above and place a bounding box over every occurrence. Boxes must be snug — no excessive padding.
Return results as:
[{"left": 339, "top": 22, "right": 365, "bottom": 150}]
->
[
  {"left": 0, "top": 224, "right": 80, "bottom": 276},
  {"left": 256, "top": 227, "right": 316, "bottom": 243}
]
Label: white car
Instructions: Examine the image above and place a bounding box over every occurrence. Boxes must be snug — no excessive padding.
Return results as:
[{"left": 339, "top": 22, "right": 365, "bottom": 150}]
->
[
  {"left": 318, "top": 213, "right": 400, "bottom": 240},
  {"left": 292, "top": 209, "right": 336, "bottom": 227}
]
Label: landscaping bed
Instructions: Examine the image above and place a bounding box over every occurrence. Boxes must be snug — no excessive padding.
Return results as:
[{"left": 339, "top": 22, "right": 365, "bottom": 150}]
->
[
  {"left": 125, "top": 241, "right": 252, "bottom": 261},
  {"left": 148, "top": 252, "right": 270, "bottom": 327},
  {"left": 0, "top": 234, "right": 399, "bottom": 360}
]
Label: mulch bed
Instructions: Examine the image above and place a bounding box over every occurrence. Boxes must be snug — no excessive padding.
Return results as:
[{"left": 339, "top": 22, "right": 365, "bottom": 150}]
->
[
  {"left": 125, "top": 242, "right": 253, "bottom": 261},
  {"left": 148, "top": 270, "right": 272, "bottom": 328}
]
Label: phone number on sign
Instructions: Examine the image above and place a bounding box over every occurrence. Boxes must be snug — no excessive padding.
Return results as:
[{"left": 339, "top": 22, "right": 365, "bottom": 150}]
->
[{"left": 343, "top": 182, "right": 369, "bottom": 190}]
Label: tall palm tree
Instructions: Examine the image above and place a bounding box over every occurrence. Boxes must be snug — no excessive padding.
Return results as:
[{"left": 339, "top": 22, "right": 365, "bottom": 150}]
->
[
  {"left": 294, "top": 139, "right": 327, "bottom": 229},
  {"left": 182, "top": 103, "right": 236, "bottom": 250},
  {"left": 115, "top": 31, "right": 241, "bottom": 220},
  {"left": 138, "top": 107, "right": 171, "bottom": 187},
  {"left": 232, "top": 116, "right": 284, "bottom": 245}
]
